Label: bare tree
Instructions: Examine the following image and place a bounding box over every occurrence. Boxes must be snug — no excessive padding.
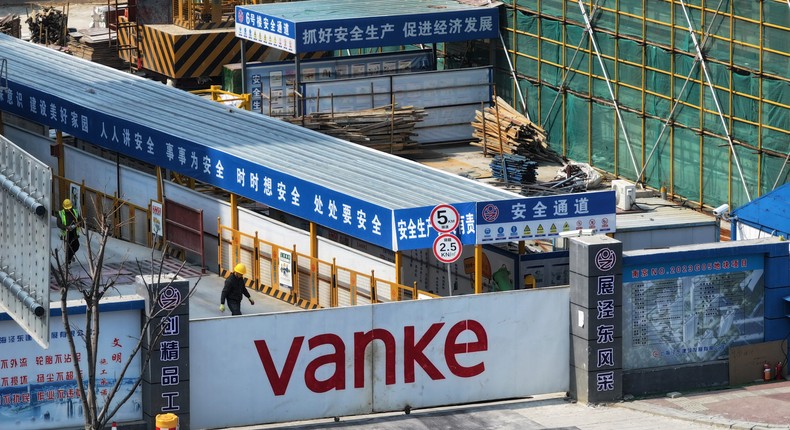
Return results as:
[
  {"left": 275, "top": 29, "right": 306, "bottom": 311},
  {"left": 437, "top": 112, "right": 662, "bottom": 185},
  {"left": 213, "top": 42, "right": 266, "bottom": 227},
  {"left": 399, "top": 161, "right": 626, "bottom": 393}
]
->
[{"left": 50, "top": 200, "right": 200, "bottom": 430}]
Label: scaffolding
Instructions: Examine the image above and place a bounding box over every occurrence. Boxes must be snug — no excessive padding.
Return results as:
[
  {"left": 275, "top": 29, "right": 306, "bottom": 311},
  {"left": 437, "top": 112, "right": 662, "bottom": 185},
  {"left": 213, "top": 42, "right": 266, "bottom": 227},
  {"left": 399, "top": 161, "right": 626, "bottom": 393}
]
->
[{"left": 498, "top": 0, "right": 790, "bottom": 211}]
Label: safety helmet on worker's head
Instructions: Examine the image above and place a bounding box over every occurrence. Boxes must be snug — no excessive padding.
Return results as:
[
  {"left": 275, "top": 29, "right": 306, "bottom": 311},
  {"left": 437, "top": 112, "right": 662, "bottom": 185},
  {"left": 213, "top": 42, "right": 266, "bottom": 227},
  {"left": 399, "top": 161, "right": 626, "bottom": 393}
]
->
[
  {"left": 234, "top": 263, "right": 247, "bottom": 275},
  {"left": 63, "top": 199, "right": 73, "bottom": 210}
]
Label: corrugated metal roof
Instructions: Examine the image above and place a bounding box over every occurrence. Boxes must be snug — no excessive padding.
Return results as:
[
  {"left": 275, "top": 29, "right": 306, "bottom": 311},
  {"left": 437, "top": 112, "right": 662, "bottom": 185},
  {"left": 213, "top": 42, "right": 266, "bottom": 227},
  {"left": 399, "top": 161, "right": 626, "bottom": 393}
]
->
[
  {"left": 0, "top": 34, "right": 520, "bottom": 211},
  {"left": 616, "top": 197, "right": 716, "bottom": 231},
  {"left": 243, "top": 0, "right": 498, "bottom": 21},
  {"left": 731, "top": 183, "right": 790, "bottom": 237}
]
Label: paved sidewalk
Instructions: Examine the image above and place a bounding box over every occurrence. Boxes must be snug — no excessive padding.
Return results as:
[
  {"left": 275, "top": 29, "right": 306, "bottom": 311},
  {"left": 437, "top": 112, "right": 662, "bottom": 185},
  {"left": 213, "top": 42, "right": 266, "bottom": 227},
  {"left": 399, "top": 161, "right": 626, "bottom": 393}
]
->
[
  {"left": 621, "top": 379, "right": 790, "bottom": 429},
  {"left": 235, "top": 380, "right": 790, "bottom": 430}
]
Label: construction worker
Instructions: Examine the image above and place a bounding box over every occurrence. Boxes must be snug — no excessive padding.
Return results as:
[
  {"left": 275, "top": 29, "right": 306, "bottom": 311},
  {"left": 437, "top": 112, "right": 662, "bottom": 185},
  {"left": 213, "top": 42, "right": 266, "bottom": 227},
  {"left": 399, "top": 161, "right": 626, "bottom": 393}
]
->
[
  {"left": 56, "top": 199, "right": 83, "bottom": 266},
  {"left": 220, "top": 263, "right": 254, "bottom": 315}
]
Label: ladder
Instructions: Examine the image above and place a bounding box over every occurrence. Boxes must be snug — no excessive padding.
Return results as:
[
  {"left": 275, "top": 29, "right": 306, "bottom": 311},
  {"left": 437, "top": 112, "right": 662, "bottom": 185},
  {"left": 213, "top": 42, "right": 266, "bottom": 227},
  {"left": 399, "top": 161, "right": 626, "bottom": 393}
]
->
[{"left": 109, "top": 0, "right": 142, "bottom": 72}]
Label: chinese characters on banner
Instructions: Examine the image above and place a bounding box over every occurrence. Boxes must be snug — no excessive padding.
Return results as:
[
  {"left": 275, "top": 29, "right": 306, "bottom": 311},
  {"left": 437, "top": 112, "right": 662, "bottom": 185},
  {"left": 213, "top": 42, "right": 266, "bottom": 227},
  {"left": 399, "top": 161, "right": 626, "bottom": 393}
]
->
[
  {"left": 0, "top": 84, "right": 394, "bottom": 250},
  {"left": 234, "top": 6, "right": 499, "bottom": 54},
  {"left": 394, "top": 202, "right": 476, "bottom": 251},
  {"left": 0, "top": 307, "right": 143, "bottom": 430},
  {"left": 476, "top": 191, "right": 616, "bottom": 245}
]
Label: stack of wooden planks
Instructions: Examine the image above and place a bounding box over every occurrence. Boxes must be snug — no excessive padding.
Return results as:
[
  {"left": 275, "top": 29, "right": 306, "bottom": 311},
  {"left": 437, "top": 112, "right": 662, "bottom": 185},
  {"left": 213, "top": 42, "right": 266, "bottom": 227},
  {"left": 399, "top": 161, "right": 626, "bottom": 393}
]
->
[
  {"left": 68, "top": 28, "right": 126, "bottom": 69},
  {"left": 284, "top": 105, "right": 426, "bottom": 154},
  {"left": 471, "top": 96, "right": 564, "bottom": 164}
]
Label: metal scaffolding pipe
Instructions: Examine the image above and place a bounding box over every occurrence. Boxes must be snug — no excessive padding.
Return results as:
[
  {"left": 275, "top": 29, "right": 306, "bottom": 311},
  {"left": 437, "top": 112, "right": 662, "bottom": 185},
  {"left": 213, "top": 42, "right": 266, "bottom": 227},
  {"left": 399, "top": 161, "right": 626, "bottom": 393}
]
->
[
  {"left": 773, "top": 151, "right": 790, "bottom": 191},
  {"left": 678, "top": 0, "right": 751, "bottom": 202},
  {"left": 577, "top": 0, "right": 640, "bottom": 179},
  {"left": 498, "top": 31, "right": 529, "bottom": 121},
  {"left": 542, "top": 0, "right": 599, "bottom": 129},
  {"left": 0, "top": 270, "right": 45, "bottom": 317},
  {"left": 0, "top": 172, "right": 46, "bottom": 217},
  {"left": 637, "top": 0, "right": 726, "bottom": 187}
]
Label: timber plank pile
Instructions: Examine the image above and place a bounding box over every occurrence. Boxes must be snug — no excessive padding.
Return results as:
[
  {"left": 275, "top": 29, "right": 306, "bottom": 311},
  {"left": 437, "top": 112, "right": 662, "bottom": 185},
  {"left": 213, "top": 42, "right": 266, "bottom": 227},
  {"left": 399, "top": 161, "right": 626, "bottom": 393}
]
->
[
  {"left": 68, "top": 28, "right": 125, "bottom": 69},
  {"left": 284, "top": 105, "right": 426, "bottom": 154},
  {"left": 0, "top": 14, "right": 21, "bottom": 38},
  {"left": 471, "top": 97, "right": 564, "bottom": 164}
]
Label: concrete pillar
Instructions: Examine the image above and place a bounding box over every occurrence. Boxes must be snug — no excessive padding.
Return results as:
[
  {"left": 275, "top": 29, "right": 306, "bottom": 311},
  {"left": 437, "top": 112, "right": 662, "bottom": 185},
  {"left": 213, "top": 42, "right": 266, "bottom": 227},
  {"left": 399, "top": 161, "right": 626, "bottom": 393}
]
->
[
  {"left": 568, "top": 235, "right": 623, "bottom": 404},
  {"left": 138, "top": 275, "right": 191, "bottom": 429}
]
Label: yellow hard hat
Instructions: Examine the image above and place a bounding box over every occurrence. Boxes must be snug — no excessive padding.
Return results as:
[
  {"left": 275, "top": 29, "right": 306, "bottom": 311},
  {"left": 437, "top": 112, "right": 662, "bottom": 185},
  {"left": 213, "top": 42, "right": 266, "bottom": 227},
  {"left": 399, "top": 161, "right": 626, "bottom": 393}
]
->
[
  {"left": 63, "top": 199, "right": 73, "bottom": 210},
  {"left": 234, "top": 263, "right": 247, "bottom": 275}
]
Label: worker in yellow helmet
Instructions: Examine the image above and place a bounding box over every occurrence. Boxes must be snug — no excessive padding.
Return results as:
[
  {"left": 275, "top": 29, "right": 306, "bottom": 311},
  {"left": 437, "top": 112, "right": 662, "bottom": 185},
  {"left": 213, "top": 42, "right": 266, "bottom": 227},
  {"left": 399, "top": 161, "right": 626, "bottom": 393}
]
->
[
  {"left": 220, "top": 263, "right": 254, "bottom": 315},
  {"left": 56, "top": 199, "right": 83, "bottom": 266}
]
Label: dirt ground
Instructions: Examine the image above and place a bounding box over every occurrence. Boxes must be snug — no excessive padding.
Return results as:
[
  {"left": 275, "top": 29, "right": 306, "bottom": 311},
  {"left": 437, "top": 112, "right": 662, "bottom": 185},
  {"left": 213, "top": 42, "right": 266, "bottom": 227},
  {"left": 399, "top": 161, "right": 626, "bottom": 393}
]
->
[{"left": 1, "top": 1, "right": 105, "bottom": 39}]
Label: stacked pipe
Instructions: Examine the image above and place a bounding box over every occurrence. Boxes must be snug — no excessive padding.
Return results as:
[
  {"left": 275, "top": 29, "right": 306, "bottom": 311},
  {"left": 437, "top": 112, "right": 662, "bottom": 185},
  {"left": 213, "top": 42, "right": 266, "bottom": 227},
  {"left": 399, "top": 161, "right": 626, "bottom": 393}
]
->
[{"left": 489, "top": 153, "right": 538, "bottom": 184}]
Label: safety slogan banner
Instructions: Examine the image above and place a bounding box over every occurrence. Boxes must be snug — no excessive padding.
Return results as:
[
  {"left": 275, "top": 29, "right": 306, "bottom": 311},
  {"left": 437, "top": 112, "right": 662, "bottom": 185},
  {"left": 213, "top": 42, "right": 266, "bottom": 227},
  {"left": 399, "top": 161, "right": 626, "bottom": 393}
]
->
[{"left": 476, "top": 190, "right": 616, "bottom": 244}]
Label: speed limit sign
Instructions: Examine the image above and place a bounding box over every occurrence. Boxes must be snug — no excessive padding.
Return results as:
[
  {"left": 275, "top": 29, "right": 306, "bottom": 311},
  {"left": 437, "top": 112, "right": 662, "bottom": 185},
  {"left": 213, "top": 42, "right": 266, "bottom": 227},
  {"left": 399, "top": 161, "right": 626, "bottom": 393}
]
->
[
  {"left": 430, "top": 204, "right": 460, "bottom": 233},
  {"left": 433, "top": 233, "right": 462, "bottom": 263}
]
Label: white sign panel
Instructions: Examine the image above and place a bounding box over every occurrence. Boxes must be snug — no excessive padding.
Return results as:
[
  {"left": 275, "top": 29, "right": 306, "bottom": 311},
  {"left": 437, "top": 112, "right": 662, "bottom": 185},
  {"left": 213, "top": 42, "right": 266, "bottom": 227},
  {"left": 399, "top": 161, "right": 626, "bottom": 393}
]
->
[
  {"left": 150, "top": 200, "right": 163, "bottom": 238},
  {"left": 0, "top": 302, "right": 143, "bottom": 429},
  {"left": 430, "top": 204, "right": 460, "bottom": 233},
  {"left": 433, "top": 233, "right": 462, "bottom": 264},
  {"left": 68, "top": 183, "right": 81, "bottom": 212},
  {"left": 190, "top": 288, "right": 570, "bottom": 428},
  {"left": 278, "top": 250, "right": 293, "bottom": 290}
]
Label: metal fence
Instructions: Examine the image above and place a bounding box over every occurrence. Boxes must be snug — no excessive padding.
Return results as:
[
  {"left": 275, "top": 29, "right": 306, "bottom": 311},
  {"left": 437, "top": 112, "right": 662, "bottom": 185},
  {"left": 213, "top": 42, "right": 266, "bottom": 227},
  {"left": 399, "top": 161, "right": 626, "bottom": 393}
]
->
[
  {"left": 52, "top": 174, "right": 151, "bottom": 247},
  {"left": 218, "top": 221, "right": 433, "bottom": 308}
]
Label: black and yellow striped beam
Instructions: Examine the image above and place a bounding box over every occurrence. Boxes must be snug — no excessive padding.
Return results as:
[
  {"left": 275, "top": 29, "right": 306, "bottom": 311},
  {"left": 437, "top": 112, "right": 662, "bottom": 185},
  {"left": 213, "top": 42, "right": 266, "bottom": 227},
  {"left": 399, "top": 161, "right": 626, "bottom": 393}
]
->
[{"left": 119, "top": 19, "right": 328, "bottom": 80}]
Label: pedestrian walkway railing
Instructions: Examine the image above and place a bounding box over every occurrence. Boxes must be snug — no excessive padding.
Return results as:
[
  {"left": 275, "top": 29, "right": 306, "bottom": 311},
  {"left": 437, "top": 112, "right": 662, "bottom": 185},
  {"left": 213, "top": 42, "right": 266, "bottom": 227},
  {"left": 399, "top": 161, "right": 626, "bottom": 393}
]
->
[
  {"left": 218, "top": 222, "right": 437, "bottom": 309},
  {"left": 53, "top": 175, "right": 152, "bottom": 247}
]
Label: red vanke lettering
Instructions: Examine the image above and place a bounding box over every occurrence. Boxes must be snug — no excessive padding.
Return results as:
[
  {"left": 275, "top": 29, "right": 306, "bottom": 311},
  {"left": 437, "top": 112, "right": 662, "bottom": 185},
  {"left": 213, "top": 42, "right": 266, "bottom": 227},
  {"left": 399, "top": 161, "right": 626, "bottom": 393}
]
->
[{"left": 254, "top": 320, "right": 488, "bottom": 395}]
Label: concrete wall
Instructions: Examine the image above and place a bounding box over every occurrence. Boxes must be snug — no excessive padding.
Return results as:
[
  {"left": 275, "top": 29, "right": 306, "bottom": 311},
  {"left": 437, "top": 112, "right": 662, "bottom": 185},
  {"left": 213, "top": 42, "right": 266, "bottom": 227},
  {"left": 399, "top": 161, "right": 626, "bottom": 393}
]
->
[{"left": 136, "top": 0, "right": 172, "bottom": 24}]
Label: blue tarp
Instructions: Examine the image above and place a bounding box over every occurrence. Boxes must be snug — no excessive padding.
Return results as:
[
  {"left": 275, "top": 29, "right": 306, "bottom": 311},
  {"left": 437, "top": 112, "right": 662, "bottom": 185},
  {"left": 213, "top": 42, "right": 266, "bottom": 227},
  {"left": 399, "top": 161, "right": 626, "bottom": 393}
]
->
[{"left": 731, "top": 182, "right": 790, "bottom": 238}]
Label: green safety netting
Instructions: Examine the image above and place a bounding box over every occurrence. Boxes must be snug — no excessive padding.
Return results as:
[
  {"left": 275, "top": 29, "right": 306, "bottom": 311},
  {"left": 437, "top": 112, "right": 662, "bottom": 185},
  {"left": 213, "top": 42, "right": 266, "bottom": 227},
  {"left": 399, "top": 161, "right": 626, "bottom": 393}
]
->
[{"left": 500, "top": 1, "right": 788, "bottom": 207}]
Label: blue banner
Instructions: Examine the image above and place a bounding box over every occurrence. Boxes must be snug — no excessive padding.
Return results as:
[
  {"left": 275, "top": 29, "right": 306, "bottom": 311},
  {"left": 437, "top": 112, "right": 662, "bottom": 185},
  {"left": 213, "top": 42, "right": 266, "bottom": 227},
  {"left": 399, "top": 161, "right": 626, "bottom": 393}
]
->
[
  {"left": 236, "top": 6, "right": 499, "bottom": 54},
  {"left": 476, "top": 191, "right": 616, "bottom": 243},
  {"left": 1, "top": 82, "right": 394, "bottom": 249},
  {"left": 236, "top": 7, "right": 297, "bottom": 52},
  {"left": 394, "top": 202, "right": 476, "bottom": 251}
]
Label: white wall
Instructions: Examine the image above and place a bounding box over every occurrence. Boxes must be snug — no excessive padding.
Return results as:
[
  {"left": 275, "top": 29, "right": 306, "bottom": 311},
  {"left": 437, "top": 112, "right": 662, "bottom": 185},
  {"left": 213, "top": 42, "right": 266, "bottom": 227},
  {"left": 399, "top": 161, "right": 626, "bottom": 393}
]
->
[{"left": 190, "top": 287, "right": 570, "bottom": 428}]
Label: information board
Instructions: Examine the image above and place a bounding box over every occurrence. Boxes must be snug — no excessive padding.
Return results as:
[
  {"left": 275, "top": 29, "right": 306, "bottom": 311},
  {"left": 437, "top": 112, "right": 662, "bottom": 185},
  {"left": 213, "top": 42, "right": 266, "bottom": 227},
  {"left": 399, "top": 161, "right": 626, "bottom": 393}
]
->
[{"left": 622, "top": 254, "right": 765, "bottom": 369}]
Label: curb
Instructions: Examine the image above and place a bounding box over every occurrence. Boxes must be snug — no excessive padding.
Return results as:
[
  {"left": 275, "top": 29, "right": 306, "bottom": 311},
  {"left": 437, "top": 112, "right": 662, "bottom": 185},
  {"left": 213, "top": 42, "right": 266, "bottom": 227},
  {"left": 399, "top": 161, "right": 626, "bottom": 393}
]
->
[{"left": 616, "top": 401, "right": 790, "bottom": 430}]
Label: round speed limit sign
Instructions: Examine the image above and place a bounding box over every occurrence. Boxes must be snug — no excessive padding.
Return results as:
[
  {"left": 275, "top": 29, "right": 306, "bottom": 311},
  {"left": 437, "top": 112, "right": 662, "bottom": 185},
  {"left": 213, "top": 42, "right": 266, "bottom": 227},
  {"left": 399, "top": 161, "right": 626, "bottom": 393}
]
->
[
  {"left": 430, "top": 204, "right": 460, "bottom": 233},
  {"left": 433, "top": 233, "right": 462, "bottom": 263}
]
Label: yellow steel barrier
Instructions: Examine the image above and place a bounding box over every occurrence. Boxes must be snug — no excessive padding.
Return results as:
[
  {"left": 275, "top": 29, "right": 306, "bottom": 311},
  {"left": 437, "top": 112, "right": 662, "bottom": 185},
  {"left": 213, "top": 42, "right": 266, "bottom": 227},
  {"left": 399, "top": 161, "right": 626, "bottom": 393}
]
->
[
  {"left": 190, "top": 85, "right": 252, "bottom": 111},
  {"left": 217, "top": 223, "right": 428, "bottom": 309}
]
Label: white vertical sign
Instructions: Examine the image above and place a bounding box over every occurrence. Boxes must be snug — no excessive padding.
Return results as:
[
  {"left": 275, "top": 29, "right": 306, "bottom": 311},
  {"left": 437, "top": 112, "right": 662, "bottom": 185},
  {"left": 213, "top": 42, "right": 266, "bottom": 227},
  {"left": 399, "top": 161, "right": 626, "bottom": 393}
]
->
[
  {"left": 150, "top": 200, "right": 163, "bottom": 238},
  {"left": 278, "top": 249, "right": 293, "bottom": 290}
]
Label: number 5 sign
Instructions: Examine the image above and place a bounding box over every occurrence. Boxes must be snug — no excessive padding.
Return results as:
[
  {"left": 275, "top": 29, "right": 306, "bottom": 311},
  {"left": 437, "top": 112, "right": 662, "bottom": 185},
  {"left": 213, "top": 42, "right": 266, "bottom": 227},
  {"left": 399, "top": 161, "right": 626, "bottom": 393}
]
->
[{"left": 430, "top": 204, "right": 460, "bottom": 233}]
